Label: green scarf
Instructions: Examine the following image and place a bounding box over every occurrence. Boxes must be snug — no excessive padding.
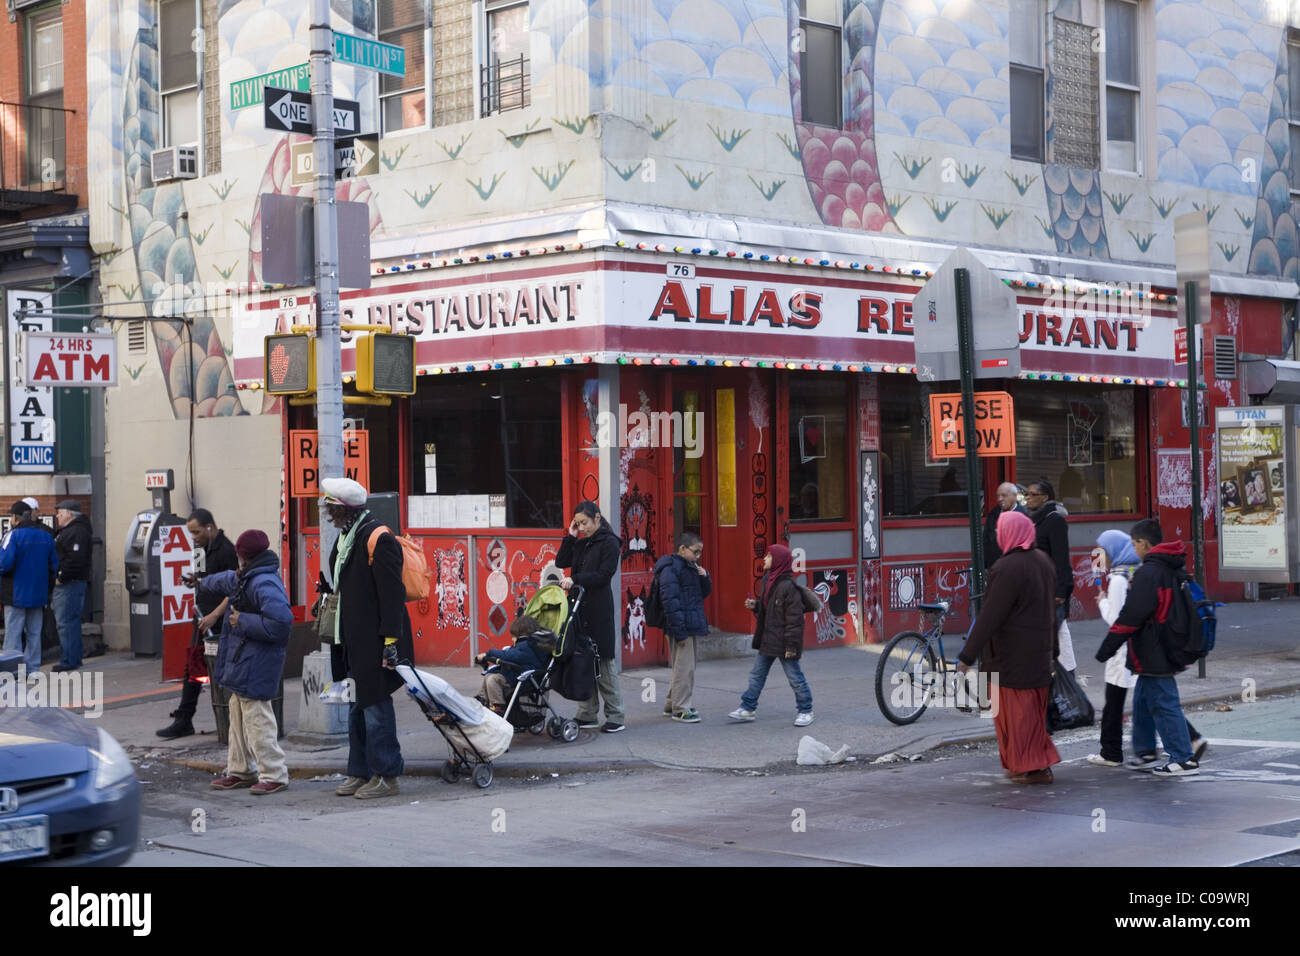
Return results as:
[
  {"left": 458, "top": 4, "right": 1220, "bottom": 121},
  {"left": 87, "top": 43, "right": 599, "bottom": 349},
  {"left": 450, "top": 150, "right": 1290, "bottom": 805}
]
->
[{"left": 330, "top": 510, "right": 369, "bottom": 644}]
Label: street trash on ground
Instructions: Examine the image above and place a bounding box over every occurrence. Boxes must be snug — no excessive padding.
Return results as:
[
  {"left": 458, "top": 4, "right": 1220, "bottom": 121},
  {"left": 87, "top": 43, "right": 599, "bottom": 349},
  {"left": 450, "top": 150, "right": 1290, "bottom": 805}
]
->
[
  {"left": 308, "top": 773, "right": 345, "bottom": 782},
  {"left": 796, "top": 735, "right": 851, "bottom": 765},
  {"left": 871, "top": 751, "right": 923, "bottom": 764},
  {"left": 1215, "top": 704, "right": 1233, "bottom": 712}
]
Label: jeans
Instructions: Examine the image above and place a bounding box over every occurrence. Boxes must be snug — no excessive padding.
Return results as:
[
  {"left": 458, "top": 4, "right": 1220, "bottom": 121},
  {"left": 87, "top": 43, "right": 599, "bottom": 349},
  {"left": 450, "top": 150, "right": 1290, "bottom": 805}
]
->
[
  {"left": 576, "top": 655, "right": 626, "bottom": 724},
  {"left": 1101, "top": 682, "right": 1202, "bottom": 763},
  {"left": 741, "top": 654, "right": 813, "bottom": 713},
  {"left": 347, "top": 696, "right": 404, "bottom": 779},
  {"left": 3, "top": 605, "right": 44, "bottom": 674},
  {"left": 52, "top": 580, "right": 86, "bottom": 669},
  {"left": 1131, "top": 676, "right": 1192, "bottom": 765}
]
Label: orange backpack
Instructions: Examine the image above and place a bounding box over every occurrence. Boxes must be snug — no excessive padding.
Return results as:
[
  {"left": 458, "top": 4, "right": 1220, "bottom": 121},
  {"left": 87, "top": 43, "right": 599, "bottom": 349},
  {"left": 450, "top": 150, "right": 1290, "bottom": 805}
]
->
[{"left": 366, "top": 526, "right": 432, "bottom": 602}]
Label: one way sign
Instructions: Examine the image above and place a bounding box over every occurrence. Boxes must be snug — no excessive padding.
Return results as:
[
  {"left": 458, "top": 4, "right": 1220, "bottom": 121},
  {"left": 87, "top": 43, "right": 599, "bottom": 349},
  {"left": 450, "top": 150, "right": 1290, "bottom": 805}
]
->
[{"left": 263, "top": 85, "right": 360, "bottom": 135}]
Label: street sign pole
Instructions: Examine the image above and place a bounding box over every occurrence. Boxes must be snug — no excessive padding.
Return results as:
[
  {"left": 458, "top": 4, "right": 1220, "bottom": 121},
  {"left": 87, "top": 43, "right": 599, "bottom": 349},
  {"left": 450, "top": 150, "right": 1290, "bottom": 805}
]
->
[
  {"left": 311, "top": 0, "right": 344, "bottom": 564},
  {"left": 1186, "top": 279, "right": 1206, "bottom": 679},
  {"left": 955, "top": 268, "right": 986, "bottom": 614}
]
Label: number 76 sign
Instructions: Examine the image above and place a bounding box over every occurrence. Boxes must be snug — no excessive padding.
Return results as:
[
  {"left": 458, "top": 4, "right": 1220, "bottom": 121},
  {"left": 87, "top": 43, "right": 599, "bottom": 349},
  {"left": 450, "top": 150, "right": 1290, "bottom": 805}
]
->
[{"left": 24, "top": 332, "right": 118, "bottom": 386}]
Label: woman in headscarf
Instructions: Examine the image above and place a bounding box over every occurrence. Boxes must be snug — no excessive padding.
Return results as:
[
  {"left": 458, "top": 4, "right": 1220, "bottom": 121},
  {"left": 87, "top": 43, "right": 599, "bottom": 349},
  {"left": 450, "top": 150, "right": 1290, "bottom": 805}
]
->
[
  {"left": 1087, "top": 529, "right": 1207, "bottom": 767},
  {"left": 957, "top": 510, "right": 1061, "bottom": 784},
  {"left": 728, "top": 544, "right": 816, "bottom": 726}
]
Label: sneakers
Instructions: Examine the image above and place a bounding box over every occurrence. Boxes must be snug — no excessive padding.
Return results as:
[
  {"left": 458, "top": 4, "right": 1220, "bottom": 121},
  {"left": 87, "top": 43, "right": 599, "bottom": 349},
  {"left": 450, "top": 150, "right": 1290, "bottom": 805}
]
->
[
  {"left": 1010, "top": 768, "right": 1055, "bottom": 785},
  {"left": 601, "top": 722, "right": 625, "bottom": 733},
  {"left": 794, "top": 711, "right": 815, "bottom": 727},
  {"left": 156, "top": 713, "right": 195, "bottom": 739},
  {"left": 210, "top": 775, "right": 255, "bottom": 790},
  {"left": 1125, "top": 753, "right": 1160, "bottom": 771},
  {"left": 1152, "top": 760, "right": 1199, "bottom": 778},
  {"left": 335, "top": 775, "right": 368, "bottom": 796},
  {"left": 52, "top": 664, "right": 78, "bottom": 673},
  {"left": 1192, "top": 737, "right": 1209, "bottom": 762},
  {"left": 576, "top": 717, "right": 601, "bottom": 730},
  {"left": 250, "top": 780, "right": 288, "bottom": 795},
  {"left": 354, "top": 775, "right": 399, "bottom": 799},
  {"left": 671, "top": 709, "right": 701, "bottom": 723},
  {"left": 728, "top": 708, "right": 756, "bottom": 722},
  {"left": 1086, "top": 754, "right": 1123, "bottom": 767}
]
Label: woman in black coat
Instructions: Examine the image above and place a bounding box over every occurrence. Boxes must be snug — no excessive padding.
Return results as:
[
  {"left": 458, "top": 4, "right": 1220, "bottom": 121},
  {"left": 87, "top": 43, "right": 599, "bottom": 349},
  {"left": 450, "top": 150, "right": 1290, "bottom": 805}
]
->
[{"left": 555, "top": 500, "right": 626, "bottom": 732}]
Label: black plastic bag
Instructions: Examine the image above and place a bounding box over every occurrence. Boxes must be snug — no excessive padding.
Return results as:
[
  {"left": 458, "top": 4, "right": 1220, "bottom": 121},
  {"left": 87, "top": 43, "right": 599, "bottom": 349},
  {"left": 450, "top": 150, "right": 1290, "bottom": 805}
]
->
[{"left": 1046, "top": 666, "right": 1094, "bottom": 733}]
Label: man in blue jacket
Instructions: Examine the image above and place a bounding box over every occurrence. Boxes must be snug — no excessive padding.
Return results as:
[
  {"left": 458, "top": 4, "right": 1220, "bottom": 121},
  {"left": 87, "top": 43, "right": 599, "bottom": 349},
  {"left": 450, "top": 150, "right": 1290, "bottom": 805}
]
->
[
  {"left": 189, "top": 530, "right": 293, "bottom": 795},
  {"left": 654, "top": 531, "right": 711, "bottom": 723},
  {"left": 1, "top": 500, "right": 59, "bottom": 675}
]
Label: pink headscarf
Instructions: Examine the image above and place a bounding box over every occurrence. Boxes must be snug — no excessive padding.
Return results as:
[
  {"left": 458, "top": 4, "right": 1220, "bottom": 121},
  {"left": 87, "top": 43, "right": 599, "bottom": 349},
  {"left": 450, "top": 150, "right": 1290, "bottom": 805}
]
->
[
  {"left": 996, "top": 509, "right": 1036, "bottom": 555},
  {"left": 763, "top": 544, "right": 794, "bottom": 604}
]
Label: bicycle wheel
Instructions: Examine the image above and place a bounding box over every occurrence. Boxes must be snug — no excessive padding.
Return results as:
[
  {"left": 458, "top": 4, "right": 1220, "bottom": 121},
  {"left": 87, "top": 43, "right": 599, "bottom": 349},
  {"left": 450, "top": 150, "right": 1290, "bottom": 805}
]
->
[{"left": 875, "top": 631, "right": 940, "bottom": 725}]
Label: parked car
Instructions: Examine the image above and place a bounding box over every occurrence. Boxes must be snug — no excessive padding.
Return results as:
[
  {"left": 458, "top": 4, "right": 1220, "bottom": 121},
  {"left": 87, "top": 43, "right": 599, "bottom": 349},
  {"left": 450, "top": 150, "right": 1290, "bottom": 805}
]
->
[{"left": 0, "top": 706, "right": 140, "bottom": 866}]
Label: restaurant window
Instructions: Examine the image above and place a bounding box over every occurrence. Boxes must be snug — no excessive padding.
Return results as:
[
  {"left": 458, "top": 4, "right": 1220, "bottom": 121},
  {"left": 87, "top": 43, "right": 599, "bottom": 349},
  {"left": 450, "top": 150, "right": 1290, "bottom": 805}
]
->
[
  {"left": 788, "top": 376, "right": 847, "bottom": 522},
  {"left": 1013, "top": 383, "right": 1138, "bottom": 514},
  {"left": 298, "top": 400, "right": 400, "bottom": 528},
  {"left": 880, "top": 377, "right": 974, "bottom": 518},
  {"left": 408, "top": 372, "right": 562, "bottom": 529}
]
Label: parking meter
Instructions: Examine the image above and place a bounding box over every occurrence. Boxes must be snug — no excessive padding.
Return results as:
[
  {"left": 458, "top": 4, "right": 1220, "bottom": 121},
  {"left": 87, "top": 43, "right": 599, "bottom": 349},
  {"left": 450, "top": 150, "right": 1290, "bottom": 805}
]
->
[{"left": 124, "top": 469, "right": 191, "bottom": 675}]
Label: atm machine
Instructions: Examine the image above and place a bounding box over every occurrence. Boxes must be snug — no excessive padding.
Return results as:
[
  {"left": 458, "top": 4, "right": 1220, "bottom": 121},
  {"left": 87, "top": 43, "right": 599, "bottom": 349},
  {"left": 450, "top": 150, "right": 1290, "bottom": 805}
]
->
[{"left": 124, "top": 469, "right": 186, "bottom": 658}]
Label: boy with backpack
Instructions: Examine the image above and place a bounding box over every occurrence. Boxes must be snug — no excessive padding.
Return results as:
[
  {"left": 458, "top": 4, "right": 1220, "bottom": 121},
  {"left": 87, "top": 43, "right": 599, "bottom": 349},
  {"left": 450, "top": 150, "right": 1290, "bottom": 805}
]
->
[
  {"left": 650, "top": 532, "right": 711, "bottom": 723},
  {"left": 1095, "top": 519, "right": 1206, "bottom": 777}
]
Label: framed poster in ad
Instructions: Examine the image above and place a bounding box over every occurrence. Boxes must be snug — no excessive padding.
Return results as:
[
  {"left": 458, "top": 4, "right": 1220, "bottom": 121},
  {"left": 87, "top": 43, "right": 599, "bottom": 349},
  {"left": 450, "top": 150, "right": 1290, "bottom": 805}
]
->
[
  {"left": 1216, "top": 406, "right": 1288, "bottom": 575},
  {"left": 860, "top": 451, "right": 881, "bottom": 560}
]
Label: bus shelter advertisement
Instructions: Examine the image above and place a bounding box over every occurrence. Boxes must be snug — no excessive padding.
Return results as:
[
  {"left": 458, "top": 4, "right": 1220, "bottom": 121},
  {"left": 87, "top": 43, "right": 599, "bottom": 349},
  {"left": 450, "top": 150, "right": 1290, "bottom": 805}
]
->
[{"left": 1216, "top": 406, "right": 1287, "bottom": 571}]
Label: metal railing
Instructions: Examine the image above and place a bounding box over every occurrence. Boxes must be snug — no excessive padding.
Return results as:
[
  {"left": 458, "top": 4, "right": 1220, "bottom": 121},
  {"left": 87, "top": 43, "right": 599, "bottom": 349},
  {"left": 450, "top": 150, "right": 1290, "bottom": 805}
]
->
[
  {"left": 480, "top": 55, "right": 530, "bottom": 116},
  {"left": 0, "top": 100, "right": 74, "bottom": 199}
]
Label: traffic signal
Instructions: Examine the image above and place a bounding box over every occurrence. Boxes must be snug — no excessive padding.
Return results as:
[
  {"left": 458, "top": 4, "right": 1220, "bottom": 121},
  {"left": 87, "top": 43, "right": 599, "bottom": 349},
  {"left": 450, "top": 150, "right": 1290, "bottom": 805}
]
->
[
  {"left": 356, "top": 332, "right": 416, "bottom": 396},
  {"left": 264, "top": 333, "right": 315, "bottom": 395}
]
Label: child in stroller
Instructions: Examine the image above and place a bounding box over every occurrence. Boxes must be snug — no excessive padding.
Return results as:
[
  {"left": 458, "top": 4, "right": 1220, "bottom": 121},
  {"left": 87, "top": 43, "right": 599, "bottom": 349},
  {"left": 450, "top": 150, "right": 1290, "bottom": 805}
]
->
[{"left": 474, "top": 615, "right": 556, "bottom": 716}]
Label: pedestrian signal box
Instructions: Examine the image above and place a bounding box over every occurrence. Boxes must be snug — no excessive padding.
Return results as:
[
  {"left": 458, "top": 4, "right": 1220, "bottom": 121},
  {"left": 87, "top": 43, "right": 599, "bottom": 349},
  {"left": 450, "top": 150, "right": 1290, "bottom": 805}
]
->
[
  {"left": 264, "top": 333, "right": 316, "bottom": 395},
  {"left": 356, "top": 332, "right": 416, "bottom": 396}
]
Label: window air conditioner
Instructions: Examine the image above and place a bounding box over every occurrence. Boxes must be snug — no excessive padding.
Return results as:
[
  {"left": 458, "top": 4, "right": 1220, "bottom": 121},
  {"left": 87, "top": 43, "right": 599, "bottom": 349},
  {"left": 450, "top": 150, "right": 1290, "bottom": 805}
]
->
[{"left": 150, "top": 145, "right": 199, "bottom": 183}]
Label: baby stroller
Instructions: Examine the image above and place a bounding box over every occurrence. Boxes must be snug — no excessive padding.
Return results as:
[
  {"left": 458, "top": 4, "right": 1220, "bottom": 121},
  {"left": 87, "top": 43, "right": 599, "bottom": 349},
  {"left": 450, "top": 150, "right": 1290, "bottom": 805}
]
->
[
  {"left": 495, "top": 584, "right": 596, "bottom": 743},
  {"left": 397, "top": 665, "right": 513, "bottom": 789}
]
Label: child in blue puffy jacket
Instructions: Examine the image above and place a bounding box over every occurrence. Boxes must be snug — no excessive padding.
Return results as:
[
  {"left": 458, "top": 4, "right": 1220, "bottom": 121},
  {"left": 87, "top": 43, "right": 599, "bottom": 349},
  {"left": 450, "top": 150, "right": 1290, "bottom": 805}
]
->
[{"left": 475, "top": 615, "right": 556, "bottom": 713}]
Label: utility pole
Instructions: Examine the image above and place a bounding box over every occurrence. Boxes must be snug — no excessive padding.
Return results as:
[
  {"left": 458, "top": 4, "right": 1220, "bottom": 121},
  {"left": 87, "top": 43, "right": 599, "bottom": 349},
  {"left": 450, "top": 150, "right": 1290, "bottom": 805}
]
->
[
  {"left": 310, "top": 0, "right": 344, "bottom": 563},
  {"left": 954, "top": 268, "right": 985, "bottom": 614},
  {"left": 1186, "top": 280, "right": 1206, "bottom": 678}
]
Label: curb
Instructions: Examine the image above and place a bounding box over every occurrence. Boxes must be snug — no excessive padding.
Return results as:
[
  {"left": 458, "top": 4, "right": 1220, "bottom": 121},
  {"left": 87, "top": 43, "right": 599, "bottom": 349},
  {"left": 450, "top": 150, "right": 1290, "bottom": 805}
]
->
[{"left": 167, "top": 756, "right": 664, "bottom": 780}]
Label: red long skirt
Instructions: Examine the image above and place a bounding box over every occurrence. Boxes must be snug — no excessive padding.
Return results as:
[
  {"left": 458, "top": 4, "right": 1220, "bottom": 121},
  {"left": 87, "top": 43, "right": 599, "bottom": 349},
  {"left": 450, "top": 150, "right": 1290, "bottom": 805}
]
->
[{"left": 991, "top": 684, "right": 1060, "bottom": 774}]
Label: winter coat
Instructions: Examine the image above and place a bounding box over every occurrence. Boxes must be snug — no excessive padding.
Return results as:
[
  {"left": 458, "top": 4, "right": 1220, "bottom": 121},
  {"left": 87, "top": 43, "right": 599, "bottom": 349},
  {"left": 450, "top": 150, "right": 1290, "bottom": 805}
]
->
[
  {"left": 55, "top": 513, "right": 93, "bottom": 583},
  {"left": 1096, "top": 568, "right": 1137, "bottom": 688},
  {"left": 484, "top": 631, "right": 554, "bottom": 679},
  {"left": 201, "top": 550, "right": 292, "bottom": 701},
  {"left": 0, "top": 519, "right": 59, "bottom": 608},
  {"left": 983, "top": 504, "right": 1029, "bottom": 569},
  {"left": 1029, "top": 499, "right": 1073, "bottom": 613},
  {"left": 555, "top": 518, "right": 621, "bottom": 660},
  {"left": 324, "top": 515, "right": 415, "bottom": 709},
  {"left": 653, "top": 552, "right": 712, "bottom": 640},
  {"left": 959, "top": 547, "right": 1058, "bottom": 689},
  {"left": 195, "top": 531, "right": 239, "bottom": 617},
  {"left": 1096, "top": 542, "right": 1187, "bottom": 678},
  {"left": 750, "top": 572, "right": 806, "bottom": 660}
]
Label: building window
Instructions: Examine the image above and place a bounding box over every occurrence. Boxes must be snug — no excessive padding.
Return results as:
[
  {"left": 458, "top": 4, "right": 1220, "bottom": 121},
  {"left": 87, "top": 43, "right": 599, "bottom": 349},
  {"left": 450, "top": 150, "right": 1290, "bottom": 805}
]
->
[
  {"left": 432, "top": 0, "right": 473, "bottom": 126},
  {"left": 788, "top": 377, "right": 847, "bottom": 522},
  {"left": 881, "top": 378, "right": 973, "bottom": 518},
  {"left": 481, "top": 0, "right": 529, "bottom": 116},
  {"left": 1103, "top": 0, "right": 1140, "bottom": 172},
  {"left": 1009, "top": 0, "right": 1045, "bottom": 163},
  {"left": 25, "top": 5, "right": 64, "bottom": 184},
  {"left": 379, "top": 0, "right": 427, "bottom": 134},
  {"left": 159, "top": 0, "right": 199, "bottom": 148},
  {"left": 1288, "top": 34, "right": 1300, "bottom": 192},
  {"left": 798, "top": 0, "right": 841, "bottom": 128},
  {"left": 1013, "top": 383, "right": 1139, "bottom": 514},
  {"left": 408, "top": 373, "right": 562, "bottom": 529}
]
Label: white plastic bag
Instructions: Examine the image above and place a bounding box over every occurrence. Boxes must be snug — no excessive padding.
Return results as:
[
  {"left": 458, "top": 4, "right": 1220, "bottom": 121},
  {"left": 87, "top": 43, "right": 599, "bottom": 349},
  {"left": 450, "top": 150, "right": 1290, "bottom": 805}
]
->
[{"left": 796, "top": 735, "right": 851, "bottom": 766}]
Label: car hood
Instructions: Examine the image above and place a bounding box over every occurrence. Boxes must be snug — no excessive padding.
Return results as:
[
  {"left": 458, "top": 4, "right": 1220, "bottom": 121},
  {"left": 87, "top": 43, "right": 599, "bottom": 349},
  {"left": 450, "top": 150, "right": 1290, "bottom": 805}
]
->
[{"left": 0, "top": 707, "right": 95, "bottom": 781}]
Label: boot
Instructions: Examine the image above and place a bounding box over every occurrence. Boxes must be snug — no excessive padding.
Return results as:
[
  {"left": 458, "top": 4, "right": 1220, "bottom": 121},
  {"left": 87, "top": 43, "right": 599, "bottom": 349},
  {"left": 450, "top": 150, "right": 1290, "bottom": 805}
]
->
[{"left": 157, "top": 680, "right": 201, "bottom": 738}]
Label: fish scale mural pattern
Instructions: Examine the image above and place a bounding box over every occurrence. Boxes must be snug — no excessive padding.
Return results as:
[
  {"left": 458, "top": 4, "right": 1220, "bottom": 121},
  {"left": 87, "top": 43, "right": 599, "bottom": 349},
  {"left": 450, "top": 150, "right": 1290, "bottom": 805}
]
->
[{"left": 88, "top": 0, "right": 1300, "bottom": 424}]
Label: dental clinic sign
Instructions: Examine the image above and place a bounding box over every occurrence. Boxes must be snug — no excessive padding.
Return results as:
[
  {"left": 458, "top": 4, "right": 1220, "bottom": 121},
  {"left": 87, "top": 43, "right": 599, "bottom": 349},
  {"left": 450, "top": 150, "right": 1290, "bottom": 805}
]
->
[{"left": 6, "top": 290, "right": 54, "bottom": 472}]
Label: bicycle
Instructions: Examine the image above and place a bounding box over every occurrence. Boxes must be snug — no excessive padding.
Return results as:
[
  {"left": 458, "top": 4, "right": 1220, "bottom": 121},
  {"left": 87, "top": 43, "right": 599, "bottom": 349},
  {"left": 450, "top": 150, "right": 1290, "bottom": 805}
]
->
[{"left": 874, "top": 600, "right": 983, "bottom": 725}]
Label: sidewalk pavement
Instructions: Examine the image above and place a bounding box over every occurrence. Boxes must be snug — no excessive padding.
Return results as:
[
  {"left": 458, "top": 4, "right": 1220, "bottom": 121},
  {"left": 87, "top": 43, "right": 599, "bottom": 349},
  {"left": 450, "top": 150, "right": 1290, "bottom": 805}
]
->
[{"left": 73, "top": 597, "right": 1300, "bottom": 778}]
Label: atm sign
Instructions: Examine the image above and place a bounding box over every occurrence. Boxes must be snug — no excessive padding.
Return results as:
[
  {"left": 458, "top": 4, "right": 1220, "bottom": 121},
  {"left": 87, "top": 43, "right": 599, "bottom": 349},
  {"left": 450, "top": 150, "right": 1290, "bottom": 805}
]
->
[{"left": 25, "top": 333, "right": 117, "bottom": 386}]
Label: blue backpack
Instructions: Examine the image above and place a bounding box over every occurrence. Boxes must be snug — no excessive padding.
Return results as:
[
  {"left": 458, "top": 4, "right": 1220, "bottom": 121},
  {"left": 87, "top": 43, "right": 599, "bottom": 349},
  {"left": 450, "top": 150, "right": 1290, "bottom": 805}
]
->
[{"left": 1166, "top": 570, "right": 1219, "bottom": 667}]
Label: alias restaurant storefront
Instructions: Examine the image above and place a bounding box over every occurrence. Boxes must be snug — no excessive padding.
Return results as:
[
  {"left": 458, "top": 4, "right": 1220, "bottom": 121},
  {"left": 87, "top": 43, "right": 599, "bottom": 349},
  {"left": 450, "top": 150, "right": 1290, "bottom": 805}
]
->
[{"left": 230, "top": 241, "right": 1284, "bottom": 668}]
